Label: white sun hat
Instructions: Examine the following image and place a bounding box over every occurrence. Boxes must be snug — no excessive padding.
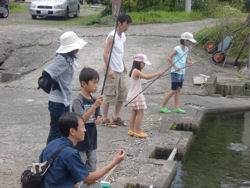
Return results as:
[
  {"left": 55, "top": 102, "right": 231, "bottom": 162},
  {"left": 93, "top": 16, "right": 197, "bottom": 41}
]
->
[
  {"left": 133, "top": 53, "right": 151, "bottom": 65},
  {"left": 56, "top": 31, "right": 88, "bottom": 54},
  {"left": 181, "top": 32, "right": 197, "bottom": 43}
]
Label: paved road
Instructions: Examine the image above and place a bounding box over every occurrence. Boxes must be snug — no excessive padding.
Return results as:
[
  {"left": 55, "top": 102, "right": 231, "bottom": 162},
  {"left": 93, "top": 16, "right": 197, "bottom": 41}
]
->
[{"left": 2, "top": 2, "right": 101, "bottom": 22}]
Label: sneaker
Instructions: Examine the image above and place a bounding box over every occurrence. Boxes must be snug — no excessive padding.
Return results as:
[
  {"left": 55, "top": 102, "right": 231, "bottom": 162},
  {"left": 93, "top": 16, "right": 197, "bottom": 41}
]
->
[
  {"left": 134, "top": 132, "right": 148, "bottom": 138},
  {"left": 128, "top": 130, "right": 135, "bottom": 136},
  {"left": 173, "top": 108, "right": 186, "bottom": 114},
  {"left": 157, "top": 107, "right": 171, "bottom": 114}
]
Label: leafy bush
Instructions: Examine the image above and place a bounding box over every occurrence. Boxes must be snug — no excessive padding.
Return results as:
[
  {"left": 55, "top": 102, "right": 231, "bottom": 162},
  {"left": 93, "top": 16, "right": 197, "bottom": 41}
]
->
[
  {"left": 192, "top": 0, "right": 209, "bottom": 12},
  {"left": 214, "top": 5, "right": 245, "bottom": 17},
  {"left": 85, "top": 0, "right": 100, "bottom": 4},
  {"left": 99, "top": 0, "right": 244, "bottom": 17},
  {"left": 99, "top": 0, "right": 185, "bottom": 12},
  {"left": 101, "top": 7, "right": 112, "bottom": 17},
  {"left": 244, "top": 0, "right": 250, "bottom": 11},
  {"left": 148, "top": 5, "right": 171, "bottom": 12}
]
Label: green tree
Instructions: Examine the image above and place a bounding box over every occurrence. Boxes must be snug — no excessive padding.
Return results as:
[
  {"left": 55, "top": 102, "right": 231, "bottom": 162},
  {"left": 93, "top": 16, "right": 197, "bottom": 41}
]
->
[{"left": 86, "top": 0, "right": 100, "bottom": 4}]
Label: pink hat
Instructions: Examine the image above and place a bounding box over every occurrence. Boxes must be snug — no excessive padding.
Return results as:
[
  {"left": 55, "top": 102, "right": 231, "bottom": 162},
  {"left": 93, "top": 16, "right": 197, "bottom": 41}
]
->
[{"left": 133, "top": 54, "right": 151, "bottom": 65}]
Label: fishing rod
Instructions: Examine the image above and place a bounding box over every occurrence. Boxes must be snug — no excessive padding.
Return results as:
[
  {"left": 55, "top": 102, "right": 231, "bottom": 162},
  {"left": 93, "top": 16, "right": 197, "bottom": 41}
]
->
[
  {"left": 100, "top": 5, "right": 122, "bottom": 95},
  {"left": 142, "top": 27, "right": 218, "bottom": 87},
  {"left": 125, "top": 26, "right": 219, "bottom": 107},
  {"left": 125, "top": 64, "right": 193, "bottom": 107},
  {"left": 125, "top": 51, "right": 193, "bottom": 107}
]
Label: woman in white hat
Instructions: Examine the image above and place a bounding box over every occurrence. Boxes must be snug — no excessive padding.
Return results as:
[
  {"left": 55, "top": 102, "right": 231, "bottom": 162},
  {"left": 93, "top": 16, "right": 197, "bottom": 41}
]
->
[
  {"left": 158, "top": 32, "right": 196, "bottom": 114},
  {"left": 44, "top": 31, "right": 87, "bottom": 145}
]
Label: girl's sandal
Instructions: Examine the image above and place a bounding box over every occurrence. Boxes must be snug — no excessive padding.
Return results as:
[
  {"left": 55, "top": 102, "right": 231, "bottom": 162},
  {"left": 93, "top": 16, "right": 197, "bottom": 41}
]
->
[
  {"left": 102, "top": 119, "right": 117, "bottom": 128},
  {"left": 112, "top": 117, "right": 127, "bottom": 126},
  {"left": 134, "top": 132, "right": 148, "bottom": 138},
  {"left": 128, "top": 130, "right": 135, "bottom": 136}
]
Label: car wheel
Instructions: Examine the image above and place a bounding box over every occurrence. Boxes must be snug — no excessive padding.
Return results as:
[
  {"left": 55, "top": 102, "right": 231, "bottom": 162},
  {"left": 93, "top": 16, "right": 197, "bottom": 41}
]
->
[
  {"left": 64, "top": 7, "right": 69, "bottom": 20},
  {"left": 32, "top": 15, "right": 37, "bottom": 19},
  {"left": 0, "top": 6, "right": 9, "bottom": 18},
  {"left": 3, "top": 10, "right": 9, "bottom": 18},
  {"left": 74, "top": 6, "right": 80, "bottom": 17}
]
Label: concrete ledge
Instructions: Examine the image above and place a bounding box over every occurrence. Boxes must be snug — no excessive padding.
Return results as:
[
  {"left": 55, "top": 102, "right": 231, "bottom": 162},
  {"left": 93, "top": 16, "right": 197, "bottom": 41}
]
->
[
  {"left": 205, "top": 76, "right": 217, "bottom": 96},
  {"left": 112, "top": 161, "right": 177, "bottom": 188},
  {"left": 204, "top": 106, "right": 250, "bottom": 114},
  {"left": 215, "top": 74, "right": 246, "bottom": 96},
  {"left": 216, "top": 82, "right": 246, "bottom": 96}
]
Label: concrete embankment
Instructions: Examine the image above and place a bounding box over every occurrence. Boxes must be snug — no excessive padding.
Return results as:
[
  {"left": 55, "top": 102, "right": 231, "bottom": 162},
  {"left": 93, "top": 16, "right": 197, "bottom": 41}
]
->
[{"left": 1, "top": 19, "right": 250, "bottom": 187}]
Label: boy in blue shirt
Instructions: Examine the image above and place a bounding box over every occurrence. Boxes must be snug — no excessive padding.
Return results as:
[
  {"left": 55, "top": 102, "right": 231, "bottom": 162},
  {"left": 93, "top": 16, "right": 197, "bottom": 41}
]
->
[{"left": 72, "top": 67, "right": 103, "bottom": 172}]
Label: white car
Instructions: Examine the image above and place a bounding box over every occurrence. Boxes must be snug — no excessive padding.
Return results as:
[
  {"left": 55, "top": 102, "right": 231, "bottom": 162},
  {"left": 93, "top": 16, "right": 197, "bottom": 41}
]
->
[{"left": 29, "top": 0, "right": 80, "bottom": 19}]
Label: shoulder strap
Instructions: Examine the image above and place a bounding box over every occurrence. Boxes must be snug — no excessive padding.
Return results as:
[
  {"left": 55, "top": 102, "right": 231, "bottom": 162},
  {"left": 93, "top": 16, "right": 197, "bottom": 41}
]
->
[
  {"left": 47, "top": 145, "right": 68, "bottom": 163},
  {"left": 60, "top": 53, "right": 72, "bottom": 63}
]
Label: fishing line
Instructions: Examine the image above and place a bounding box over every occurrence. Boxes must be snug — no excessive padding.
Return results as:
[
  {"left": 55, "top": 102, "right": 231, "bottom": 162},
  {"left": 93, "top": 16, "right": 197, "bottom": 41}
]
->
[
  {"left": 126, "top": 25, "right": 219, "bottom": 106},
  {"left": 125, "top": 64, "right": 194, "bottom": 107},
  {"left": 143, "top": 26, "right": 218, "bottom": 87}
]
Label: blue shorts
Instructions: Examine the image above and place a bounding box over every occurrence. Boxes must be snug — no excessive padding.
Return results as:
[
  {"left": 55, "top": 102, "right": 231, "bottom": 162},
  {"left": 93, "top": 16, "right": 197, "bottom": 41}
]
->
[{"left": 171, "top": 73, "right": 184, "bottom": 90}]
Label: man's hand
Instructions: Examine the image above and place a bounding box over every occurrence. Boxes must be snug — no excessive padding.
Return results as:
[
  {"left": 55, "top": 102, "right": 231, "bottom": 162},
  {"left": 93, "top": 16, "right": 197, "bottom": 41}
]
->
[
  {"left": 113, "top": 149, "right": 126, "bottom": 164},
  {"left": 123, "top": 66, "right": 127, "bottom": 74},
  {"left": 108, "top": 69, "right": 115, "bottom": 79}
]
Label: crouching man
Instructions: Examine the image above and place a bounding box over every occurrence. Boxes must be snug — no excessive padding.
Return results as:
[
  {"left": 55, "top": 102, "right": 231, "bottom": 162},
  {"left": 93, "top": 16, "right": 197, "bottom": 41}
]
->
[{"left": 39, "top": 112, "right": 125, "bottom": 188}]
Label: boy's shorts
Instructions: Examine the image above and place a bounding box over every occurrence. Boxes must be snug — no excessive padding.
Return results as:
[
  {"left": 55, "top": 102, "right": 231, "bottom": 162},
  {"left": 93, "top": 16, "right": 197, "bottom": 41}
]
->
[
  {"left": 103, "top": 71, "right": 127, "bottom": 104},
  {"left": 171, "top": 73, "right": 184, "bottom": 90},
  {"left": 79, "top": 149, "right": 97, "bottom": 172}
]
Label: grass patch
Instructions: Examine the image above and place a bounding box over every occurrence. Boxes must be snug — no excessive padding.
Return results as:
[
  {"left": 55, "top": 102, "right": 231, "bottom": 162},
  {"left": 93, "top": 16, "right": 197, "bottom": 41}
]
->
[
  {"left": 34, "top": 14, "right": 102, "bottom": 26},
  {"left": 128, "top": 11, "right": 204, "bottom": 24},
  {"left": 9, "top": 2, "right": 28, "bottom": 13}
]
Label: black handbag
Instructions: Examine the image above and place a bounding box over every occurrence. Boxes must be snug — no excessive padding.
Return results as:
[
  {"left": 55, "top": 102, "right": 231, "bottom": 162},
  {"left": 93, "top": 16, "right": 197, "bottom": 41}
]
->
[
  {"left": 21, "top": 145, "right": 68, "bottom": 188},
  {"left": 37, "top": 70, "right": 61, "bottom": 94}
]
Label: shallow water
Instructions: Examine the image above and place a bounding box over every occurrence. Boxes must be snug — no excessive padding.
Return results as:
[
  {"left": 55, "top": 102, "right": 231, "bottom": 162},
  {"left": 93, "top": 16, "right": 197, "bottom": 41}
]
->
[{"left": 171, "top": 111, "right": 250, "bottom": 188}]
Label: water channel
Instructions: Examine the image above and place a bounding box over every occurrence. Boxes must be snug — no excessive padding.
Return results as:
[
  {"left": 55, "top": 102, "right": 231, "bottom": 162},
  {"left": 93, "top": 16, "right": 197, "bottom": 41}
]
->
[{"left": 171, "top": 111, "right": 250, "bottom": 188}]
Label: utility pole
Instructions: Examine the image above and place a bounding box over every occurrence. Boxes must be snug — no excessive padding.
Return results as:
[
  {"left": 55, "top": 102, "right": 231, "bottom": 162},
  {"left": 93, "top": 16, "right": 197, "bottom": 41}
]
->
[{"left": 185, "top": 0, "right": 192, "bottom": 13}]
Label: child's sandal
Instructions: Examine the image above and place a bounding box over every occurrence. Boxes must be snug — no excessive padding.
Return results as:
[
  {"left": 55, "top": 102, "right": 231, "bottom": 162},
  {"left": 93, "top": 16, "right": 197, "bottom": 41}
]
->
[
  {"left": 128, "top": 130, "right": 135, "bottom": 136},
  {"left": 134, "top": 132, "right": 148, "bottom": 138}
]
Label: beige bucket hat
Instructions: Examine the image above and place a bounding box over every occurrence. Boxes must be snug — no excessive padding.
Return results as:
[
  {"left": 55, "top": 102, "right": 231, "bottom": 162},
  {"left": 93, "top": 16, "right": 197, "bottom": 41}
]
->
[
  {"left": 181, "top": 32, "right": 197, "bottom": 43},
  {"left": 56, "top": 31, "right": 88, "bottom": 54}
]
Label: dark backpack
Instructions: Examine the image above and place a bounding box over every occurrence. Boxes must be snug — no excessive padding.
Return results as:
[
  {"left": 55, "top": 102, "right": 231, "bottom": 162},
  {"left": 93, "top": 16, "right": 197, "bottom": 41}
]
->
[
  {"left": 37, "top": 70, "right": 61, "bottom": 94},
  {"left": 20, "top": 145, "right": 68, "bottom": 188}
]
